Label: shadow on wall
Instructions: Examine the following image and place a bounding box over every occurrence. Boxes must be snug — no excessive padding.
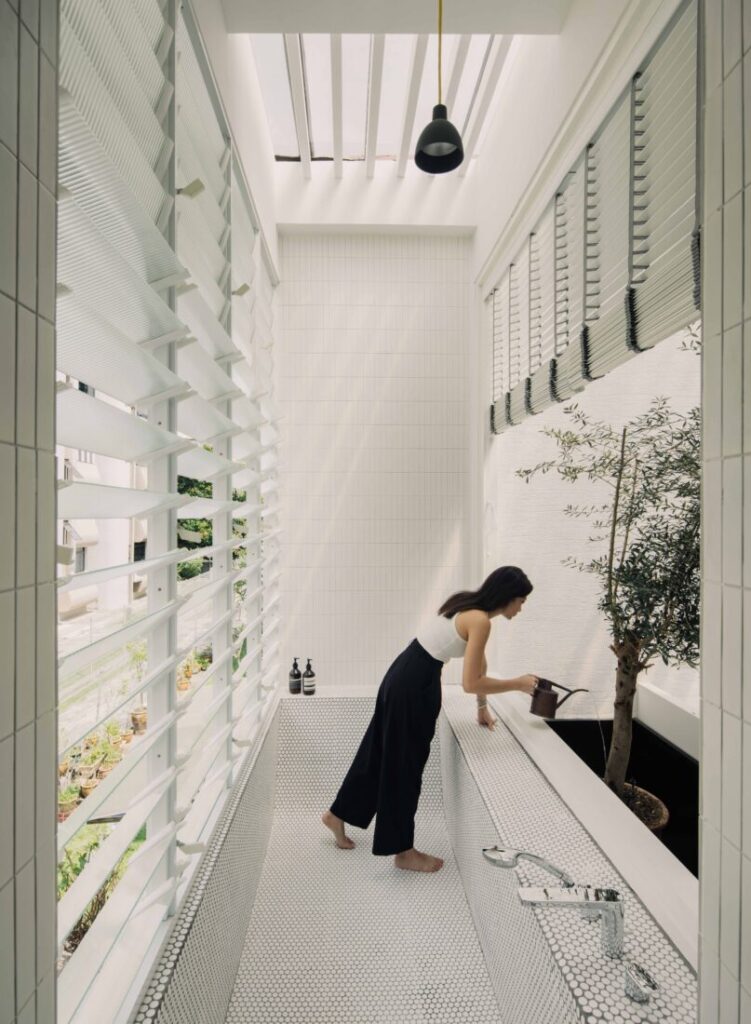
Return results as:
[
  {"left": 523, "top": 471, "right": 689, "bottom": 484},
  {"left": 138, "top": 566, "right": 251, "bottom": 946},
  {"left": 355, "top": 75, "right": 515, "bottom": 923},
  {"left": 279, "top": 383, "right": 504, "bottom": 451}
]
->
[{"left": 484, "top": 332, "right": 700, "bottom": 715}]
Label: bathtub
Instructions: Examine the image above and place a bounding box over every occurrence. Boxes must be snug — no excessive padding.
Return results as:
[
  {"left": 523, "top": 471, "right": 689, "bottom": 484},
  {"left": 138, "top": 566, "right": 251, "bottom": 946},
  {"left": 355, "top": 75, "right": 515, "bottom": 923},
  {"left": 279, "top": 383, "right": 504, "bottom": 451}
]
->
[{"left": 132, "top": 691, "right": 697, "bottom": 1023}]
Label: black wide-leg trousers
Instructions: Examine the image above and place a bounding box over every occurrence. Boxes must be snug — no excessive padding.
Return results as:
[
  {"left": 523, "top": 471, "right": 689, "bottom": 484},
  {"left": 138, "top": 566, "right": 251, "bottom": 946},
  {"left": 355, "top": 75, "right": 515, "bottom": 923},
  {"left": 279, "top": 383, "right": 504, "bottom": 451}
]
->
[{"left": 330, "top": 639, "right": 443, "bottom": 855}]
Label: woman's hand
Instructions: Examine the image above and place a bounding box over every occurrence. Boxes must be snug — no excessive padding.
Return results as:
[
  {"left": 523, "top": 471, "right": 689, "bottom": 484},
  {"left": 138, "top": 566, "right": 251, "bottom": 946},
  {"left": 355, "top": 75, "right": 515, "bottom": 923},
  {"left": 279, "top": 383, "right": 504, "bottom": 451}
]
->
[
  {"left": 477, "top": 705, "right": 496, "bottom": 730},
  {"left": 516, "top": 674, "right": 539, "bottom": 696}
]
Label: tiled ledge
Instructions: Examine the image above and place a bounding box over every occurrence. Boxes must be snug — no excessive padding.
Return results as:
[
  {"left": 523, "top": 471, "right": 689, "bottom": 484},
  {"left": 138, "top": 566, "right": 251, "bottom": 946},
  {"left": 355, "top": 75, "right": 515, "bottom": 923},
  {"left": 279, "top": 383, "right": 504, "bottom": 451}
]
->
[{"left": 440, "top": 689, "right": 697, "bottom": 1024}]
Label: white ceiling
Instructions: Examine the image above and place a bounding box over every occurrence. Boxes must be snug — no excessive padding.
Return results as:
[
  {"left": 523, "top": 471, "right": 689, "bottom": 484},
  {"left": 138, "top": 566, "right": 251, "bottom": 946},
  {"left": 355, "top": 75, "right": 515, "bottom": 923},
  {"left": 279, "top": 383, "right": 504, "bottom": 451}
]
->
[{"left": 222, "top": 0, "right": 573, "bottom": 34}]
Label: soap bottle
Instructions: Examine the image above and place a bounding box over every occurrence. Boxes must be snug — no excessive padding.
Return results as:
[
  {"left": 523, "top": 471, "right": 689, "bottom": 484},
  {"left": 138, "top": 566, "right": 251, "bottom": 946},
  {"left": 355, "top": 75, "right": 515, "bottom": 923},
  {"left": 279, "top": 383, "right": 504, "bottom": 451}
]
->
[
  {"left": 288, "top": 657, "right": 302, "bottom": 694},
  {"left": 302, "top": 658, "right": 316, "bottom": 695}
]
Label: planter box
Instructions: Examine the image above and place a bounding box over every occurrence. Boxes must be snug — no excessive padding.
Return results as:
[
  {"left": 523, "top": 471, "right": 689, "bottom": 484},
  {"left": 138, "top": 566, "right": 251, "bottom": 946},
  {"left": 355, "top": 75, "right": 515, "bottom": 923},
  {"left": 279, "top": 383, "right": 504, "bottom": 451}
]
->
[{"left": 547, "top": 718, "right": 698, "bottom": 876}]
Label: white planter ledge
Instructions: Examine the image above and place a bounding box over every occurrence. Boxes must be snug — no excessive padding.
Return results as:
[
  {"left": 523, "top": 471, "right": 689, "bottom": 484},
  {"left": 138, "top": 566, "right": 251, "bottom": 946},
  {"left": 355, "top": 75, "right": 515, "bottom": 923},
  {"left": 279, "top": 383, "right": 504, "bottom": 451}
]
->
[{"left": 490, "top": 690, "right": 698, "bottom": 970}]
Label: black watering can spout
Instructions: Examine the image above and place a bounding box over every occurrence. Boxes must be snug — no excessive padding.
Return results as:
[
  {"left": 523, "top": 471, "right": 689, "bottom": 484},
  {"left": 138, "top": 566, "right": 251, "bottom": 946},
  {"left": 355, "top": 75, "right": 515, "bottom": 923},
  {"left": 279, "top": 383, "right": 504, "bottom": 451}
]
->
[{"left": 530, "top": 678, "right": 589, "bottom": 719}]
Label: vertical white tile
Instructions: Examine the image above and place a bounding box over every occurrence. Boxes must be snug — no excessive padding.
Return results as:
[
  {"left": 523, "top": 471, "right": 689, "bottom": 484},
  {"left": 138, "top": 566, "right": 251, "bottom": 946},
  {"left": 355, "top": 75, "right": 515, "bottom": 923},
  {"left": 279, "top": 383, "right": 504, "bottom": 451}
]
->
[
  {"left": 14, "top": 721, "right": 34, "bottom": 870},
  {"left": 0, "top": 878, "right": 14, "bottom": 1023},
  {"left": 745, "top": 0, "right": 751, "bottom": 54},
  {"left": 722, "top": 837, "right": 742, "bottom": 978},
  {"left": 745, "top": 459, "right": 751, "bottom": 587},
  {"left": 724, "top": 192, "right": 744, "bottom": 330},
  {"left": 703, "top": 702, "right": 723, "bottom": 830},
  {"left": 723, "top": 326, "right": 743, "bottom": 454},
  {"left": 15, "top": 860, "right": 35, "bottom": 1014},
  {"left": 17, "top": 25, "right": 37, "bottom": 174},
  {"left": 38, "top": 0, "right": 56, "bottom": 66},
  {"left": 15, "top": 305, "right": 35, "bottom": 448},
  {"left": 0, "top": 0, "right": 18, "bottom": 155},
  {"left": 723, "top": 457, "right": 743, "bottom": 586},
  {"left": 16, "top": 164, "right": 37, "bottom": 313},
  {"left": 0, "top": 736, "right": 12, "bottom": 889},
  {"left": 725, "top": 0, "right": 744, "bottom": 72},
  {"left": 745, "top": 54, "right": 751, "bottom": 188},
  {"left": 742, "top": 855, "right": 751, "bottom": 994},
  {"left": 14, "top": 586, "right": 34, "bottom": 731},
  {"left": 0, "top": 292, "right": 15, "bottom": 444},
  {"left": 705, "top": 335, "right": 724, "bottom": 459},
  {"left": 16, "top": 992, "right": 35, "bottom": 1024},
  {"left": 705, "top": 210, "right": 724, "bottom": 338},
  {"left": 723, "top": 586, "right": 743, "bottom": 715},
  {"left": 34, "top": 711, "right": 53, "bottom": 857},
  {"left": 36, "top": 184, "right": 55, "bottom": 322},
  {"left": 0, "top": 142, "right": 18, "bottom": 300},
  {"left": 702, "top": 942, "right": 721, "bottom": 1023},
  {"left": 744, "top": 327, "right": 751, "bottom": 453},
  {"left": 35, "top": 839, "right": 54, "bottom": 990},
  {"left": 745, "top": 201, "right": 751, "bottom": 323},
  {"left": 705, "top": 459, "right": 723, "bottom": 582},
  {"left": 722, "top": 711, "right": 743, "bottom": 846},
  {"left": 37, "top": 54, "right": 55, "bottom": 193},
  {"left": 721, "top": 962, "right": 742, "bottom": 1023},
  {"left": 35, "top": 316, "right": 53, "bottom": 451},
  {"left": 703, "top": 822, "right": 723, "bottom": 950},
  {"left": 36, "top": 971, "right": 54, "bottom": 1024},
  {"left": 20, "top": 0, "right": 38, "bottom": 39},
  {"left": 0, "top": 591, "right": 13, "bottom": 742},
  {"left": 744, "top": 723, "right": 751, "bottom": 853},
  {"left": 745, "top": 594, "right": 751, "bottom": 721},
  {"left": 36, "top": 450, "right": 54, "bottom": 585},
  {"left": 741, "top": 984, "right": 751, "bottom": 1024},
  {"left": 15, "top": 446, "right": 35, "bottom": 589},
  {"left": 0, "top": 442, "right": 16, "bottom": 592}
]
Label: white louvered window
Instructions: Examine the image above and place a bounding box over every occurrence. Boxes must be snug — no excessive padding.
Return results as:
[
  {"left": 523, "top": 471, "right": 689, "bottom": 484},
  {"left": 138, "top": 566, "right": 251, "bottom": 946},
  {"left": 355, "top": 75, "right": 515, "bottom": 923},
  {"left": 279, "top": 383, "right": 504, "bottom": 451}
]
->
[
  {"left": 490, "top": 271, "right": 510, "bottom": 432},
  {"left": 55, "top": 3, "right": 280, "bottom": 1020},
  {"left": 487, "top": 0, "right": 699, "bottom": 432},
  {"left": 583, "top": 92, "right": 632, "bottom": 378},
  {"left": 630, "top": 0, "right": 698, "bottom": 347}
]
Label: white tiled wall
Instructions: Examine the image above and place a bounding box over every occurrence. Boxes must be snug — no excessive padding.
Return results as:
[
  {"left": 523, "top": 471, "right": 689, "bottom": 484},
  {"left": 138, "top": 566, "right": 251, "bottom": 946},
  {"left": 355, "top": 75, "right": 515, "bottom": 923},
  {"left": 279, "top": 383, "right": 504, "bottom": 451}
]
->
[
  {"left": 700, "top": 2, "right": 750, "bottom": 1020},
  {"left": 278, "top": 234, "right": 470, "bottom": 689},
  {"left": 0, "top": 1, "right": 58, "bottom": 1022}
]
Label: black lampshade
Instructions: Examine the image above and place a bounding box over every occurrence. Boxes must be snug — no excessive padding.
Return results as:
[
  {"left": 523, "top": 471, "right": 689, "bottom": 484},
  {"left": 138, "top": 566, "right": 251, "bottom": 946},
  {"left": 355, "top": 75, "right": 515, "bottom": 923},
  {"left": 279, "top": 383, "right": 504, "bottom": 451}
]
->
[{"left": 414, "top": 104, "right": 464, "bottom": 174}]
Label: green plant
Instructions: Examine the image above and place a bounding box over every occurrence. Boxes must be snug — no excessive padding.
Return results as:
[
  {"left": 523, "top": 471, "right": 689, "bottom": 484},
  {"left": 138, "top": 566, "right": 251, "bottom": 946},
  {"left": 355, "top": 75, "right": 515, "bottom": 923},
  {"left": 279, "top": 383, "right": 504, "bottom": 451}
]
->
[
  {"left": 105, "top": 721, "right": 121, "bottom": 742},
  {"left": 193, "top": 645, "right": 212, "bottom": 671},
  {"left": 59, "top": 784, "right": 80, "bottom": 805},
  {"left": 57, "top": 824, "right": 146, "bottom": 954},
  {"left": 517, "top": 389, "right": 700, "bottom": 797},
  {"left": 177, "top": 558, "right": 204, "bottom": 580},
  {"left": 126, "top": 640, "right": 147, "bottom": 687}
]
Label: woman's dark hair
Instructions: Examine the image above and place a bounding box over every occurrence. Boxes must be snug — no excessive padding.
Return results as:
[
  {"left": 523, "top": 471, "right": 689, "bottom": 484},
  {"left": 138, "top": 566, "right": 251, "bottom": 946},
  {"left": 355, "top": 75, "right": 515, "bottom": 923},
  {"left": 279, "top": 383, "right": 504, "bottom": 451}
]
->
[{"left": 438, "top": 566, "right": 533, "bottom": 618}]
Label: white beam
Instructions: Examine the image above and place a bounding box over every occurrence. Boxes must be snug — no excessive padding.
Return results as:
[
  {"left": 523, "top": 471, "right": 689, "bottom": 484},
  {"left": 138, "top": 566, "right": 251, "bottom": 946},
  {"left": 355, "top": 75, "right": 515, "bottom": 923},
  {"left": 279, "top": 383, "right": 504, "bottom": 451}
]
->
[
  {"left": 397, "top": 34, "right": 429, "bottom": 178},
  {"left": 459, "top": 35, "right": 513, "bottom": 177},
  {"left": 284, "top": 34, "right": 312, "bottom": 178},
  {"left": 445, "top": 34, "right": 471, "bottom": 116},
  {"left": 365, "top": 34, "right": 385, "bottom": 178},
  {"left": 331, "top": 34, "right": 343, "bottom": 178}
]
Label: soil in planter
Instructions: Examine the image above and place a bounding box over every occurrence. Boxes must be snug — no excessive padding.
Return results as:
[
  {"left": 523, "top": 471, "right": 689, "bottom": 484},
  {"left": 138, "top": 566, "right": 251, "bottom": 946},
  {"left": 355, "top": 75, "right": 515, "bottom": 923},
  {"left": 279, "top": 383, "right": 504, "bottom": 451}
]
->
[{"left": 546, "top": 718, "right": 698, "bottom": 876}]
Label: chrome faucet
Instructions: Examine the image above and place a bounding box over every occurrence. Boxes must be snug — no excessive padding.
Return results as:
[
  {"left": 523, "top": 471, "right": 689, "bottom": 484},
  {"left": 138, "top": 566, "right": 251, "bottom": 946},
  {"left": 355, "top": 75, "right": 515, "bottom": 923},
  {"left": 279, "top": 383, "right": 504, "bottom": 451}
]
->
[
  {"left": 482, "top": 846, "right": 576, "bottom": 887},
  {"left": 518, "top": 885, "right": 624, "bottom": 958}
]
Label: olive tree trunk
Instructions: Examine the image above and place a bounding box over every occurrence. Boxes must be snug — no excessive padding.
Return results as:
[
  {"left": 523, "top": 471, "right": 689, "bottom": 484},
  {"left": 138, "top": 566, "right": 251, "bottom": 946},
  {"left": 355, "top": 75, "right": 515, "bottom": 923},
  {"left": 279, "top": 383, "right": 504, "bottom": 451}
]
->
[{"left": 604, "top": 639, "right": 641, "bottom": 796}]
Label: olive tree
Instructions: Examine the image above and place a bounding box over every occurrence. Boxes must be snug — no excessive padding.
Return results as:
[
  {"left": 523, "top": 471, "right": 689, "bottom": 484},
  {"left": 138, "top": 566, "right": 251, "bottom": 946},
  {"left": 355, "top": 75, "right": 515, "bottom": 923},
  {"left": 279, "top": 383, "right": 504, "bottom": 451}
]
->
[{"left": 517, "top": 391, "right": 700, "bottom": 797}]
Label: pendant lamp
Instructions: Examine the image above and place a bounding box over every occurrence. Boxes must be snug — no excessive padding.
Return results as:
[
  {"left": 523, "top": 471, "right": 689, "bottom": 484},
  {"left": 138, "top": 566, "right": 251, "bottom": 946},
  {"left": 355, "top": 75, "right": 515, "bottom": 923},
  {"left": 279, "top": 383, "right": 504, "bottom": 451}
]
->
[{"left": 414, "top": 0, "right": 464, "bottom": 174}]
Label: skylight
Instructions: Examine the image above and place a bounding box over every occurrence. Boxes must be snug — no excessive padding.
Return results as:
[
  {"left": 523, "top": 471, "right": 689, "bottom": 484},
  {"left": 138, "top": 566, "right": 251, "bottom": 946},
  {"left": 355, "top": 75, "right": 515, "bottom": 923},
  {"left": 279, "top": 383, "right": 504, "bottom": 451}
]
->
[{"left": 250, "top": 32, "right": 507, "bottom": 174}]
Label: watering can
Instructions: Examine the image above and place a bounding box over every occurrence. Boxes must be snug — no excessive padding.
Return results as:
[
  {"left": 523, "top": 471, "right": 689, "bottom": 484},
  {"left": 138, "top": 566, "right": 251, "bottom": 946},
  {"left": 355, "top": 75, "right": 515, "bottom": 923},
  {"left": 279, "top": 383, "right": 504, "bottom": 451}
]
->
[{"left": 529, "top": 678, "right": 589, "bottom": 719}]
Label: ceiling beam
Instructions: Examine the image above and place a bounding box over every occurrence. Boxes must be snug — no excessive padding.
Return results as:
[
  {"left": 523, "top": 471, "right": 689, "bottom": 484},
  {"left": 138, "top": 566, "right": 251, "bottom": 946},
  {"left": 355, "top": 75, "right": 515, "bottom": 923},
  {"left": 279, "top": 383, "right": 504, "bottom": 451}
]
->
[
  {"left": 396, "top": 34, "right": 429, "bottom": 178},
  {"left": 284, "top": 34, "right": 312, "bottom": 178},
  {"left": 365, "top": 35, "right": 385, "bottom": 178},
  {"left": 444, "top": 35, "right": 471, "bottom": 117},
  {"left": 331, "top": 34, "right": 343, "bottom": 178},
  {"left": 459, "top": 35, "right": 512, "bottom": 177}
]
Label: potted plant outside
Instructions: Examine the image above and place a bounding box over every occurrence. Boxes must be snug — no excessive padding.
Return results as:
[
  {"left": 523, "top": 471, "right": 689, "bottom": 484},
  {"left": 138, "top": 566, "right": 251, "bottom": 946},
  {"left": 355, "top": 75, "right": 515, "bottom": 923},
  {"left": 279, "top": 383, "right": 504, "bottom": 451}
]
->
[
  {"left": 517, "top": 390, "right": 700, "bottom": 828},
  {"left": 58, "top": 784, "right": 80, "bottom": 822},
  {"left": 131, "top": 704, "right": 147, "bottom": 734}
]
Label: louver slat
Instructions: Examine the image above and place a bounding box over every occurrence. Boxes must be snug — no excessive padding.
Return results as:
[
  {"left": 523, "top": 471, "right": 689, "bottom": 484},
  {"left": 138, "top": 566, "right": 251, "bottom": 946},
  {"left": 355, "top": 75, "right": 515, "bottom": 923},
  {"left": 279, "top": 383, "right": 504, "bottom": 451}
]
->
[{"left": 630, "top": 0, "right": 698, "bottom": 349}]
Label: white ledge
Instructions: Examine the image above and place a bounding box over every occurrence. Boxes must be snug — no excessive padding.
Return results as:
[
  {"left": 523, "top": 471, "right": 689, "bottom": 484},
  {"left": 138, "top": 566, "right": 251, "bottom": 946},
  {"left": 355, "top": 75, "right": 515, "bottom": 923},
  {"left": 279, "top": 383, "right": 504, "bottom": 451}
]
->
[{"left": 491, "top": 691, "right": 698, "bottom": 969}]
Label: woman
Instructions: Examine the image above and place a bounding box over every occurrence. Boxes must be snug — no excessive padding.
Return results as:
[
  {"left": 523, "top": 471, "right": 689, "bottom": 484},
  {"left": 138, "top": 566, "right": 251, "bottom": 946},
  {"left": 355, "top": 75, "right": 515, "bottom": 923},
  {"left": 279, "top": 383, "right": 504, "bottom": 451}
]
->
[{"left": 322, "top": 566, "right": 539, "bottom": 873}]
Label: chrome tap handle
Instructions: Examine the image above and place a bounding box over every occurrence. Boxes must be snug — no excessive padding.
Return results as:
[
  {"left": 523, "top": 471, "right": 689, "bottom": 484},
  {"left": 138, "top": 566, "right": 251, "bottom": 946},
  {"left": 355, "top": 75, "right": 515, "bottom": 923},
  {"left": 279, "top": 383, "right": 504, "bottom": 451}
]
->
[
  {"left": 624, "top": 961, "right": 659, "bottom": 1003},
  {"left": 517, "top": 885, "right": 624, "bottom": 959},
  {"left": 481, "top": 846, "right": 576, "bottom": 887}
]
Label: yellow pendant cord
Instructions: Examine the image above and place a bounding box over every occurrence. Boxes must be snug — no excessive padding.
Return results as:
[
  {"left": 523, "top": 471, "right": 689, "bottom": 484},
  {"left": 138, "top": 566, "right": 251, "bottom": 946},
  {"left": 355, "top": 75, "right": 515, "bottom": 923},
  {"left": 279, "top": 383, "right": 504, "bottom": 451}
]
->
[{"left": 438, "top": 0, "right": 443, "bottom": 105}]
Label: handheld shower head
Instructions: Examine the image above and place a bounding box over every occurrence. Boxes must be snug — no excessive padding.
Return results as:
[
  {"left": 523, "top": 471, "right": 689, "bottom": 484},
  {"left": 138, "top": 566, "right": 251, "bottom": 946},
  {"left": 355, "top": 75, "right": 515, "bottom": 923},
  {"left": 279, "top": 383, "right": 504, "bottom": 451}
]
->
[{"left": 481, "top": 846, "right": 575, "bottom": 887}]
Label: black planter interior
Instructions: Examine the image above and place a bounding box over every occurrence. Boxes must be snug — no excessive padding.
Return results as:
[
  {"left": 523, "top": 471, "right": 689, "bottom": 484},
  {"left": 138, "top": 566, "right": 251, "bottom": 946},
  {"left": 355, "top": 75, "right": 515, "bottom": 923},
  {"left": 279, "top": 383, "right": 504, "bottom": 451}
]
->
[{"left": 546, "top": 718, "right": 698, "bottom": 876}]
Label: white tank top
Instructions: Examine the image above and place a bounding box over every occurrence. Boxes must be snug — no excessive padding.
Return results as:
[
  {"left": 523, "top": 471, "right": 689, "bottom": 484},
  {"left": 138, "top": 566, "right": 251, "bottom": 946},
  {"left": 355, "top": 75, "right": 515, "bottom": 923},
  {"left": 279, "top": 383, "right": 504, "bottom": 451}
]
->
[{"left": 415, "top": 614, "right": 468, "bottom": 663}]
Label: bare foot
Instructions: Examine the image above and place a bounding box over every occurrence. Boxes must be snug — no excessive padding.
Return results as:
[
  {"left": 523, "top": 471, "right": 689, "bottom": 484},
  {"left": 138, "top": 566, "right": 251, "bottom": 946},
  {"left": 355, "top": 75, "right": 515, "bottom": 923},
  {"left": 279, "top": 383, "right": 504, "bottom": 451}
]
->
[
  {"left": 322, "top": 810, "right": 355, "bottom": 849},
  {"left": 394, "top": 848, "right": 444, "bottom": 872}
]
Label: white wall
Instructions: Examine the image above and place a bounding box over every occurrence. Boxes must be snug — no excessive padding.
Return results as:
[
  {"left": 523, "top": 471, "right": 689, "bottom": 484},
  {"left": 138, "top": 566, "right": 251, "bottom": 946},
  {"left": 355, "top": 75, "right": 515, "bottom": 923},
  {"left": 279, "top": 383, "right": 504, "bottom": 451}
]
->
[
  {"left": 277, "top": 233, "right": 470, "bottom": 689},
  {"left": 698, "top": 2, "right": 751, "bottom": 1019},
  {"left": 0, "top": 1, "right": 58, "bottom": 1021},
  {"left": 483, "top": 333, "right": 700, "bottom": 719}
]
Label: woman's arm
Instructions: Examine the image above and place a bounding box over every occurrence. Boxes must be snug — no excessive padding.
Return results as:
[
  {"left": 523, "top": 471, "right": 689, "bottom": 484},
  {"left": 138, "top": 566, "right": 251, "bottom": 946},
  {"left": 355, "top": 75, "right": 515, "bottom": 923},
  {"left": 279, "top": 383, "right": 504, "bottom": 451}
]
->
[{"left": 462, "top": 612, "right": 537, "bottom": 697}]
